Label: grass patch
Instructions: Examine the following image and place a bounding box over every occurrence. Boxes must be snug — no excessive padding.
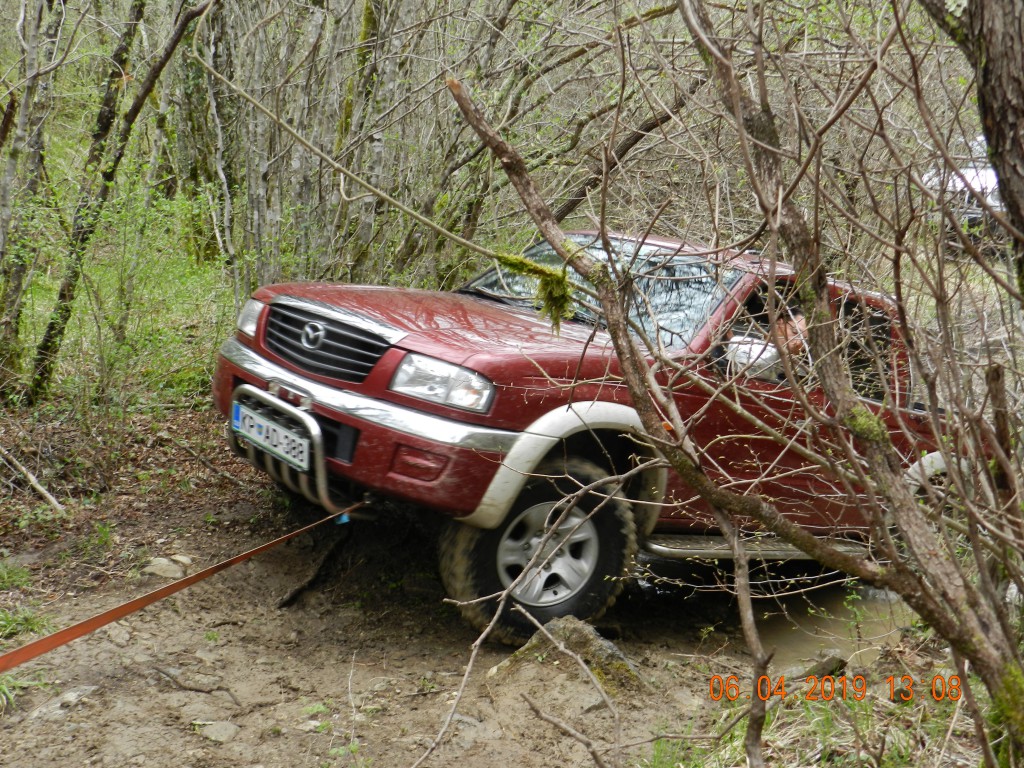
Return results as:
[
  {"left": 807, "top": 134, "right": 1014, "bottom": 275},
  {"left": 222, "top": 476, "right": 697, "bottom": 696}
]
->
[
  {"left": 13, "top": 502, "right": 70, "bottom": 538},
  {"left": 0, "top": 673, "right": 50, "bottom": 715},
  {"left": 0, "top": 607, "right": 51, "bottom": 641},
  {"left": 641, "top": 734, "right": 697, "bottom": 767},
  {"left": 82, "top": 521, "right": 114, "bottom": 557},
  {"left": 0, "top": 561, "right": 31, "bottom": 590},
  {"left": 12, "top": 186, "right": 235, "bottom": 411},
  {"left": 302, "top": 701, "right": 331, "bottom": 717}
]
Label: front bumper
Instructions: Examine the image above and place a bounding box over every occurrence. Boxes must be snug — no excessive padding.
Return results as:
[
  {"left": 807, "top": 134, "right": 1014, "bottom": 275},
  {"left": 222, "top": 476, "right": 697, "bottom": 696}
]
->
[{"left": 215, "top": 337, "right": 518, "bottom": 515}]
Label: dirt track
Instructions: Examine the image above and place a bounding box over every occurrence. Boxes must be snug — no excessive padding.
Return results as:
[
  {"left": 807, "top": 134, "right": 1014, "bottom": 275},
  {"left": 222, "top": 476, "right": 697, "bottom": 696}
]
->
[{"left": 0, "top": 410, "right": 963, "bottom": 767}]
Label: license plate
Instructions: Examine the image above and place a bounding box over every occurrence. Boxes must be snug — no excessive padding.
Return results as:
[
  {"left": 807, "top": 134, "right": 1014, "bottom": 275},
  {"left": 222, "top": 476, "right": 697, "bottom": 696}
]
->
[{"left": 232, "top": 402, "right": 310, "bottom": 471}]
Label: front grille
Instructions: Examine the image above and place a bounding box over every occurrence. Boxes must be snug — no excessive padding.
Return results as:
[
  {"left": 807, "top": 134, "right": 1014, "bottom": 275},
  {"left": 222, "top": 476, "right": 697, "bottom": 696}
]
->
[{"left": 264, "top": 303, "right": 391, "bottom": 383}]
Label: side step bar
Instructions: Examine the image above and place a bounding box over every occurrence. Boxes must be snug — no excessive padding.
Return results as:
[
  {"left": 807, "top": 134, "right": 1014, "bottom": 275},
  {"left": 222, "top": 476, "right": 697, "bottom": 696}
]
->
[{"left": 643, "top": 533, "right": 870, "bottom": 561}]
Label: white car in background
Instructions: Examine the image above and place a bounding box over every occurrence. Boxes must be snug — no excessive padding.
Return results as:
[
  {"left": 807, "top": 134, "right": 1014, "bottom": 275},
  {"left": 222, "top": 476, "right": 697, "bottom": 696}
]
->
[{"left": 925, "top": 136, "right": 1006, "bottom": 250}]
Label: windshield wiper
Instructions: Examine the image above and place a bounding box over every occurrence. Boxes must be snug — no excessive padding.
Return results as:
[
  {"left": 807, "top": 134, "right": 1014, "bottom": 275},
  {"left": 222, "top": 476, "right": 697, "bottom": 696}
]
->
[
  {"left": 457, "top": 286, "right": 531, "bottom": 306},
  {"left": 564, "top": 308, "right": 602, "bottom": 327}
]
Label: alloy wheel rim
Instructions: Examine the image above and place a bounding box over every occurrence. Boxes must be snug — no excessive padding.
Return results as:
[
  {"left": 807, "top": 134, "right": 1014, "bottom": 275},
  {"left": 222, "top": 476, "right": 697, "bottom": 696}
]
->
[{"left": 495, "top": 502, "right": 600, "bottom": 607}]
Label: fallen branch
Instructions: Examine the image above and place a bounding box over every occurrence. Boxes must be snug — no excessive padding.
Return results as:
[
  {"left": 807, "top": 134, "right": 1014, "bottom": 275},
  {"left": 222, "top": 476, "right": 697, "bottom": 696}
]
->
[
  {"left": 153, "top": 665, "right": 240, "bottom": 706},
  {"left": 523, "top": 693, "right": 610, "bottom": 768},
  {"left": 157, "top": 430, "right": 248, "bottom": 488},
  {"left": 276, "top": 527, "right": 351, "bottom": 608},
  {"left": 0, "top": 443, "right": 65, "bottom": 514}
]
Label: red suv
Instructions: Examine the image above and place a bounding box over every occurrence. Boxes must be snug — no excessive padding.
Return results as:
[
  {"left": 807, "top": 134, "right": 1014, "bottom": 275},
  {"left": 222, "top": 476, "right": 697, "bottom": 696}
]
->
[{"left": 213, "top": 232, "right": 944, "bottom": 642}]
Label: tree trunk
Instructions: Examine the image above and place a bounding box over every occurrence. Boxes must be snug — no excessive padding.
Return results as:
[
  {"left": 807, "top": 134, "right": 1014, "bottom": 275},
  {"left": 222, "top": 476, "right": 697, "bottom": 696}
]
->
[
  {"left": 0, "top": 0, "right": 46, "bottom": 394},
  {"left": 28, "top": 0, "right": 147, "bottom": 402},
  {"left": 29, "top": 0, "right": 213, "bottom": 402},
  {"left": 915, "top": 0, "right": 1024, "bottom": 291},
  {"left": 678, "top": 0, "right": 1024, "bottom": 754}
]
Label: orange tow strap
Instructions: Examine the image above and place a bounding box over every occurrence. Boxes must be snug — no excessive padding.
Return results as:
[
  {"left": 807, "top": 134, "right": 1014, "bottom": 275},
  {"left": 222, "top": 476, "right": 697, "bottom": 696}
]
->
[{"left": 0, "top": 502, "right": 363, "bottom": 674}]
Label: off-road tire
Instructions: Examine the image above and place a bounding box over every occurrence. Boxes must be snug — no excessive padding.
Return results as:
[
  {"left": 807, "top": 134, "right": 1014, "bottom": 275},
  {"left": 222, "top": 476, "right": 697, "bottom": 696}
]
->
[{"left": 438, "top": 458, "right": 637, "bottom": 645}]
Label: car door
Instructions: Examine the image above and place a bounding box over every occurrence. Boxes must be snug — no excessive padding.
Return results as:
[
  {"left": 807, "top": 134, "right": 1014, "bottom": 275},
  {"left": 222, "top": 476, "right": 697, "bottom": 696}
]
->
[{"left": 666, "top": 277, "right": 862, "bottom": 533}]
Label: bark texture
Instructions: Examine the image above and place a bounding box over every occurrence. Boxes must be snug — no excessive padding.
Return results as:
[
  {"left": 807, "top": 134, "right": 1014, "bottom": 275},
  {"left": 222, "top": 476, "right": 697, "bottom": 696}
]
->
[{"left": 916, "top": 0, "right": 1024, "bottom": 286}]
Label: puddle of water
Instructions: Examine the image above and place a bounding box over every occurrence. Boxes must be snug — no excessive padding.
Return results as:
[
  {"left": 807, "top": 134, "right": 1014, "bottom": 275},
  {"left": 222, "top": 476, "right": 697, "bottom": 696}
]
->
[
  {"left": 630, "top": 558, "right": 916, "bottom": 673},
  {"left": 754, "top": 582, "right": 914, "bottom": 672}
]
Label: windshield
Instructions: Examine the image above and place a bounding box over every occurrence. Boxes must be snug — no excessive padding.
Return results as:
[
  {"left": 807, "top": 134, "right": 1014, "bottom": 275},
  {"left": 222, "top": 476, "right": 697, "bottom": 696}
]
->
[{"left": 463, "top": 238, "right": 739, "bottom": 348}]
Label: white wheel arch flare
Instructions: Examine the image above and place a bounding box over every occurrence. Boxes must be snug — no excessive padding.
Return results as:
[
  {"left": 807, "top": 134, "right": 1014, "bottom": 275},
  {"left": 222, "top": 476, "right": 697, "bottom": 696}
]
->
[
  {"left": 461, "top": 400, "right": 667, "bottom": 529},
  {"left": 904, "top": 450, "right": 967, "bottom": 490}
]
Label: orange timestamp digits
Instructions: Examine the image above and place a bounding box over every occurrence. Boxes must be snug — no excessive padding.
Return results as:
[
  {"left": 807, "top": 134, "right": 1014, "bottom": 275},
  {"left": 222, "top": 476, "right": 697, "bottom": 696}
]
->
[
  {"left": 886, "top": 674, "right": 961, "bottom": 702},
  {"left": 707, "top": 674, "right": 867, "bottom": 702},
  {"left": 805, "top": 674, "right": 868, "bottom": 701},
  {"left": 709, "top": 674, "right": 787, "bottom": 701},
  {"left": 708, "top": 674, "right": 962, "bottom": 702}
]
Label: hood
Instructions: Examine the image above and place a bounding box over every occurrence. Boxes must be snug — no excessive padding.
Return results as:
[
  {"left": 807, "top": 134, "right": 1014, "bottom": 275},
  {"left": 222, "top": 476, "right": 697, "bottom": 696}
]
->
[{"left": 258, "top": 283, "right": 617, "bottom": 379}]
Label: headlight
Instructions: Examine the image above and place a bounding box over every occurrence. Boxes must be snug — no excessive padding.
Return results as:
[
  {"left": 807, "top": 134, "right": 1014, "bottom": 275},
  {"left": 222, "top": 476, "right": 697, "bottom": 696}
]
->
[
  {"left": 236, "top": 299, "right": 265, "bottom": 338},
  {"left": 390, "top": 354, "right": 494, "bottom": 412}
]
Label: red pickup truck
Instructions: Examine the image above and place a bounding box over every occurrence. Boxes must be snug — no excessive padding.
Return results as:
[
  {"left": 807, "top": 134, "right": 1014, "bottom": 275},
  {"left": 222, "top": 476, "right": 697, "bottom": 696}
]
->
[{"left": 213, "top": 232, "right": 945, "bottom": 642}]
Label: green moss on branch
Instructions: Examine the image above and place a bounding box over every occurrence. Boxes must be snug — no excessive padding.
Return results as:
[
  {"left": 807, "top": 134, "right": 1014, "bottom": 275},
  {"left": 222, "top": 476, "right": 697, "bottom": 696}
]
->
[
  {"left": 845, "top": 405, "right": 888, "bottom": 442},
  {"left": 494, "top": 252, "right": 572, "bottom": 331}
]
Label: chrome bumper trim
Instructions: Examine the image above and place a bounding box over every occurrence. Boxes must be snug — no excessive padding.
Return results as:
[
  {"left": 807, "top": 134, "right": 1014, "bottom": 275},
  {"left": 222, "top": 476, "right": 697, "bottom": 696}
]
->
[{"left": 221, "top": 337, "right": 517, "bottom": 453}]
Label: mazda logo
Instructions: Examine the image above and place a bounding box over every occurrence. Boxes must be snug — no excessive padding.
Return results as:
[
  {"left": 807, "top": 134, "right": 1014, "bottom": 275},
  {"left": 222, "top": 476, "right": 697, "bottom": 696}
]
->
[{"left": 300, "top": 321, "right": 326, "bottom": 350}]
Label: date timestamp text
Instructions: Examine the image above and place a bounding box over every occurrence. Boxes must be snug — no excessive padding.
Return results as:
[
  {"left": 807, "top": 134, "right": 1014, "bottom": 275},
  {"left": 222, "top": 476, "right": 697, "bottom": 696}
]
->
[{"left": 708, "top": 674, "right": 962, "bottom": 702}]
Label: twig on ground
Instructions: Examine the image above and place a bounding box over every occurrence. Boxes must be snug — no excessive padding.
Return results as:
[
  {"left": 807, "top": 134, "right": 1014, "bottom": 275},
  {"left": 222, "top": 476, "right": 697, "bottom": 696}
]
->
[
  {"left": 413, "top": 573, "right": 538, "bottom": 768},
  {"left": 347, "top": 651, "right": 359, "bottom": 748},
  {"left": 606, "top": 732, "right": 719, "bottom": 752},
  {"left": 153, "top": 665, "right": 241, "bottom": 706},
  {"left": 513, "top": 604, "right": 622, "bottom": 758},
  {"left": 156, "top": 430, "right": 248, "bottom": 487},
  {"left": 523, "top": 694, "right": 610, "bottom": 768},
  {"left": 0, "top": 443, "right": 65, "bottom": 514}
]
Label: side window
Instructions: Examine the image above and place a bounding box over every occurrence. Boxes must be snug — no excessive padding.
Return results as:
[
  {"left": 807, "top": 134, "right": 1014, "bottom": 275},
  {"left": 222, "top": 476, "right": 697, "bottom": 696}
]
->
[
  {"left": 839, "top": 298, "right": 892, "bottom": 401},
  {"left": 721, "top": 281, "right": 808, "bottom": 384}
]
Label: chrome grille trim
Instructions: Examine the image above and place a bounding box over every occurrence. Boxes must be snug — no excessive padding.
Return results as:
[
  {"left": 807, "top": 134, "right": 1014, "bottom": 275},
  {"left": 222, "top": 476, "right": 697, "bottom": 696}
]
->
[
  {"left": 271, "top": 296, "right": 407, "bottom": 344},
  {"left": 264, "top": 301, "right": 392, "bottom": 382}
]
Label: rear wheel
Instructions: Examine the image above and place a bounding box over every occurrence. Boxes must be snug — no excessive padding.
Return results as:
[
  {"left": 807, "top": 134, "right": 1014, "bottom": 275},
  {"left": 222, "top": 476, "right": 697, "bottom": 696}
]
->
[{"left": 439, "top": 458, "right": 637, "bottom": 645}]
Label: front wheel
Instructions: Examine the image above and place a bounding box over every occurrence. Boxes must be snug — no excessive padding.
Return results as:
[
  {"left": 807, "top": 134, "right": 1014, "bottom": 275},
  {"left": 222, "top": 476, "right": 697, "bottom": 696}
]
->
[{"left": 439, "top": 458, "right": 637, "bottom": 645}]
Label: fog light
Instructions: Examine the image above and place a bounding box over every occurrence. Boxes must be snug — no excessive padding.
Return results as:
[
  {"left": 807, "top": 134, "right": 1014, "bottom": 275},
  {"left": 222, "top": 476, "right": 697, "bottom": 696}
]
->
[{"left": 391, "top": 445, "right": 448, "bottom": 482}]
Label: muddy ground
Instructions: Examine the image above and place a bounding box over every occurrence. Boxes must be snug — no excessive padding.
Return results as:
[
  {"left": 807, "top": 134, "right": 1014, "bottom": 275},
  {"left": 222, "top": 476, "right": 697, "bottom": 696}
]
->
[{"left": 0, "top": 410, "right": 977, "bottom": 767}]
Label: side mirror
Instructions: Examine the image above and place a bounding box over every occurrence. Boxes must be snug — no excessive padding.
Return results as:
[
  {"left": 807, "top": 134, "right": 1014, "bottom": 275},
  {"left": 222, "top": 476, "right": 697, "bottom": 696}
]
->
[{"left": 723, "top": 335, "right": 784, "bottom": 383}]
